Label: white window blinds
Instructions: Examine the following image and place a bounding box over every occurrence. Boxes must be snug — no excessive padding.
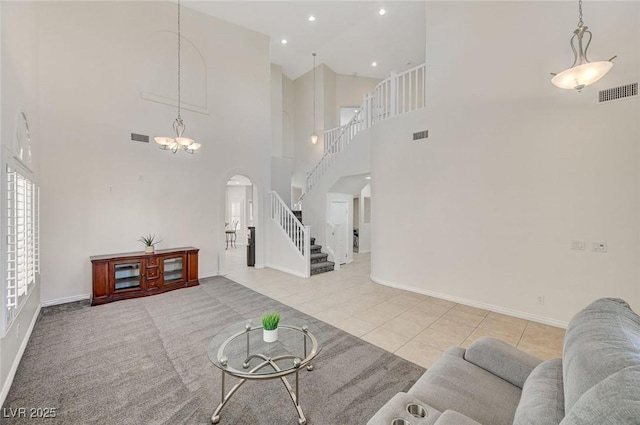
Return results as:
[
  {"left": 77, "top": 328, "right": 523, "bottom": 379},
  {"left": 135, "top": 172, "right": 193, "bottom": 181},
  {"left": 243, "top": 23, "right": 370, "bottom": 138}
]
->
[{"left": 4, "top": 164, "right": 39, "bottom": 331}]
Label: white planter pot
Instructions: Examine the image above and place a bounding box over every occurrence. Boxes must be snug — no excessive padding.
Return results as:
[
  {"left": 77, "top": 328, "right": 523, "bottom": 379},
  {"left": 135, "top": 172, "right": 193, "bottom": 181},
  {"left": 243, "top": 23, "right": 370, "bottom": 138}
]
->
[
  {"left": 145, "top": 246, "right": 155, "bottom": 254},
  {"left": 263, "top": 328, "right": 278, "bottom": 343}
]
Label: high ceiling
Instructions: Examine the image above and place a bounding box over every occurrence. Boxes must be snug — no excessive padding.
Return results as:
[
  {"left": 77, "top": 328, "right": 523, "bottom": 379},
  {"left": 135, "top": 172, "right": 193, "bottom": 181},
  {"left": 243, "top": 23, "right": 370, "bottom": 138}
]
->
[{"left": 183, "top": 1, "right": 426, "bottom": 80}]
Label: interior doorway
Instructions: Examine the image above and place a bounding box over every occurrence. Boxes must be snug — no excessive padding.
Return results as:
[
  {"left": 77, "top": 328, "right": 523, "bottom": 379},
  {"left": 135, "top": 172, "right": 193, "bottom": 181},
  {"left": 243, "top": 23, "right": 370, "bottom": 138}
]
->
[
  {"left": 329, "top": 200, "right": 349, "bottom": 265},
  {"left": 224, "top": 175, "right": 256, "bottom": 271}
]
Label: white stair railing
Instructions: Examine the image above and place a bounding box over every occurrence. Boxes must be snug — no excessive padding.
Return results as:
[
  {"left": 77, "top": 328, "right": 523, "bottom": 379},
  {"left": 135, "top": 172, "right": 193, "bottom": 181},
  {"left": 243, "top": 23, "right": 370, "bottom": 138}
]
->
[
  {"left": 308, "top": 63, "right": 426, "bottom": 192},
  {"left": 269, "top": 191, "right": 311, "bottom": 273}
]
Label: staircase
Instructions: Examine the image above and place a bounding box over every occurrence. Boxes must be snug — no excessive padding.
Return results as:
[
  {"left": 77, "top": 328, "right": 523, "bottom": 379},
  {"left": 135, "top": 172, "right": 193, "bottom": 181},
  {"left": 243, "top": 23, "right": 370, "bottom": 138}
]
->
[
  {"left": 310, "top": 237, "right": 334, "bottom": 275},
  {"left": 305, "top": 63, "right": 427, "bottom": 194},
  {"left": 293, "top": 210, "right": 335, "bottom": 276}
]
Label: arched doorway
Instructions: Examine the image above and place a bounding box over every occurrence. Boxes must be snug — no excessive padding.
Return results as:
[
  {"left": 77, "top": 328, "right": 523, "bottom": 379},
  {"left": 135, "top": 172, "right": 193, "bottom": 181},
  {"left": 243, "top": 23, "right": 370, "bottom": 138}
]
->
[{"left": 222, "top": 174, "right": 258, "bottom": 274}]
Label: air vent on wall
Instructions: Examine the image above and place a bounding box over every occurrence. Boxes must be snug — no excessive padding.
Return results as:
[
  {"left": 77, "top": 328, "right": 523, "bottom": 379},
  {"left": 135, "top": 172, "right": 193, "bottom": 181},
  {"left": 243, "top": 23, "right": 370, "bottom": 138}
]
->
[
  {"left": 413, "top": 130, "right": 429, "bottom": 141},
  {"left": 599, "top": 83, "right": 638, "bottom": 103},
  {"left": 131, "top": 133, "right": 149, "bottom": 143}
]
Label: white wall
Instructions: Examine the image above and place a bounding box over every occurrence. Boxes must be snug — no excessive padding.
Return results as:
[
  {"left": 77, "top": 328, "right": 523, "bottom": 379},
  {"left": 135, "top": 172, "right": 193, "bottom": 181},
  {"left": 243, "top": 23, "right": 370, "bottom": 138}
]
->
[
  {"left": 282, "top": 74, "right": 295, "bottom": 160},
  {"left": 336, "top": 74, "right": 380, "bottom": 119},
  {"left": 371, "top": 1, "right": 640, "bottom": 326},
  {"left": 271, "top": 156, "right": 292, "bottom": 207},
  {"left": 265, "top": 219, "right": 308, "bottom": 278},
  {"left": 37, "top": 1, "right": 271, "bottom": 302},
  {"left": 0, "top": 0, "right": 42, "bottom": 404},
  {"left": 323, "top": 65, "right": 338, "bottom": 132},
  {"left": 293, "top": 64, "right": 325, "bottom": 187},
  {"left": 271, "top": 64, "right": 284, "bottom": 158},
  {"left": 358, "top": 184, "right": 371, "bottom": 253}
]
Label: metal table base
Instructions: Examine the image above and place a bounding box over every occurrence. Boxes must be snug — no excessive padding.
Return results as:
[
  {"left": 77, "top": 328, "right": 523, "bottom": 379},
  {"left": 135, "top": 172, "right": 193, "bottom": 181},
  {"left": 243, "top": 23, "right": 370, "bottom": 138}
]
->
[{"left": 211, "top": 354, "right": 313, "bottom": 425}]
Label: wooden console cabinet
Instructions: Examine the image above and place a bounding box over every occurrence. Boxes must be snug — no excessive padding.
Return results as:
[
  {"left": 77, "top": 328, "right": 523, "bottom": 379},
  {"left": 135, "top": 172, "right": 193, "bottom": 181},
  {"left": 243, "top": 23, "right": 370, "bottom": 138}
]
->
[{"left": 90, "top": 247, "right": 199, "bottom": 306}]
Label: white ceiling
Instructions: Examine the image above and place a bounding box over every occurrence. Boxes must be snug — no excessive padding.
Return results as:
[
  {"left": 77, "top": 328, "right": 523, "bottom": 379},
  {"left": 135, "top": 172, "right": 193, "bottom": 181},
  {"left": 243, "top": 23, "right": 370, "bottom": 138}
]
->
[{"left": 183, "top": 1, "right": 426, "bottom": 80}]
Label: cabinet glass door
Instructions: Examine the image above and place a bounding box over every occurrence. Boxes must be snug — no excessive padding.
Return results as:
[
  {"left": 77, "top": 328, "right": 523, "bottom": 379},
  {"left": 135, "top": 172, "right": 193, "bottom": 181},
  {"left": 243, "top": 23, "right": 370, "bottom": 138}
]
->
[
  {"left": 114, "top": 261, "right": 142, "bottom": 291},
  {"left": 163, "top": 256, "right": 184, "bottom": 285}
]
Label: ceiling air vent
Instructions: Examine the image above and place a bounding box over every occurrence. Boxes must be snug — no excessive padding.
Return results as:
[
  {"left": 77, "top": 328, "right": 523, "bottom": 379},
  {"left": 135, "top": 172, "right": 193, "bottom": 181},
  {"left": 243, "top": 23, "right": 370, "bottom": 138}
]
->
[
  {"left": 131, "top": 133, "right": 149, "bottom": 143},
  {"left": 413, "top": 130, "right": 429, "bottom": 141},
  {"left": 599, "top": 83, "right": 638, "bottom": 103}
]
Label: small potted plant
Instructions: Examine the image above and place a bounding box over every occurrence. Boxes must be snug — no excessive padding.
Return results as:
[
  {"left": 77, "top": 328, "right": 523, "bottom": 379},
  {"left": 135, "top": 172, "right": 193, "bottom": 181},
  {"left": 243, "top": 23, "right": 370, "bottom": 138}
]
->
[
  {"left": 139, "top": 234, "right": 162, "bottom": 254},
  {"left": 261, "top": 312, "right": 280, "bottom": 343}
]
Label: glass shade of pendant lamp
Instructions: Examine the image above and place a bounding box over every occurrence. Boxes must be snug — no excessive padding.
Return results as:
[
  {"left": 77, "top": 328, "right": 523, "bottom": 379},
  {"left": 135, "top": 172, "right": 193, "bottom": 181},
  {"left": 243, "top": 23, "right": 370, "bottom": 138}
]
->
[{"left": 551, "top": 0, "right": 615, "bottom": 92}]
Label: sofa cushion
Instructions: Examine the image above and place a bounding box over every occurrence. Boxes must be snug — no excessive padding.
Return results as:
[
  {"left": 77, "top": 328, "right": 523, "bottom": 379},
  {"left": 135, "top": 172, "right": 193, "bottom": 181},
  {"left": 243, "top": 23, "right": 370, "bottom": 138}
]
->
[
  {"left": 464, "top": 336, "right": 541, "bottom": 388},
  {"left": 560, "top": 366, "right": 640, "bottom": 425},
  {"left": 408, "top": 346, "right": 521, "bottom": 425},
  {"left": 513, "top": 358, "right": 564, "bottom": 425},
  {"left": 433, "top": 410, "right": 482, "bottom": 425},
  {"left": 563, "top": 298, "right": 640, "bottom": 411}
]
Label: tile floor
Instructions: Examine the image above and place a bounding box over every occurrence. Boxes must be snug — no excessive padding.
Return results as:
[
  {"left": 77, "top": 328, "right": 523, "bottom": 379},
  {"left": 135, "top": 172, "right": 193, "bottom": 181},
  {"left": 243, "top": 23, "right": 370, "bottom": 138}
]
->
[{"left": 223, "top": 247, "right": 564, "bottom": 369}]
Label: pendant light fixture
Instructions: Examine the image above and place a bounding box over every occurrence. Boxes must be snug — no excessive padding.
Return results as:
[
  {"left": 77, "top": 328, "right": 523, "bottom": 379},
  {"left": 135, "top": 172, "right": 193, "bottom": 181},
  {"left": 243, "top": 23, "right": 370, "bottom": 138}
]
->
[
  {"left": 551, "top": 0, "right": 616, "bottom": 91},
  {"left": 155, "top": 0, "right": 201, "bottom": 154},
  {"left": 310, "top": 53, "right": 318, "bottom": 145}
]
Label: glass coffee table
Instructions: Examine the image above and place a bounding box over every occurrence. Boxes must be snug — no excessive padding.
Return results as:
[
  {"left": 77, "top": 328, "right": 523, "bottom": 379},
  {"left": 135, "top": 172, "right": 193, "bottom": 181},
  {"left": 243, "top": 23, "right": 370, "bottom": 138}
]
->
[{"left": 207, "top": 319, "right": 320, "bottom": 425}]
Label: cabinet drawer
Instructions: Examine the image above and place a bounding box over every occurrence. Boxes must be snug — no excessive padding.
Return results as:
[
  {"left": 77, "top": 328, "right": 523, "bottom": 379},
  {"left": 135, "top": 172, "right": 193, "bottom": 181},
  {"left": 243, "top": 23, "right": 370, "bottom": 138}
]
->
[
  {"left": 147, "top": 267, "right": 159, "bottom": 279},
  {"left": 146, "top": 257, "right": 159, "bottom": 267},
  {"left": 147, "top": 278, "right": 159, "bottom": 289}
]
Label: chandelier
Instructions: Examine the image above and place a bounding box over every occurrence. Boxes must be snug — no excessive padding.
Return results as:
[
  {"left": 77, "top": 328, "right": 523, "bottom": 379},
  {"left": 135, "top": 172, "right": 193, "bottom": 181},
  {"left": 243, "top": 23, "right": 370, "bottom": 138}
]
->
[
  {"left": 155, "top": 0, "right": 201, "bottom": 154},
  {"left": 551, "top": 0, "right": 616, "bottom": 91}
]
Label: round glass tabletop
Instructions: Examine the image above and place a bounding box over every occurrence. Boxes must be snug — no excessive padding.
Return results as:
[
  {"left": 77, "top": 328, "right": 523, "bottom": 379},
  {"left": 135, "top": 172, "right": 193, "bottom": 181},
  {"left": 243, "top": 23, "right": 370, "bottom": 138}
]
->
[{"left": 207, "top": 319, "right": 320, "bottom": 379}]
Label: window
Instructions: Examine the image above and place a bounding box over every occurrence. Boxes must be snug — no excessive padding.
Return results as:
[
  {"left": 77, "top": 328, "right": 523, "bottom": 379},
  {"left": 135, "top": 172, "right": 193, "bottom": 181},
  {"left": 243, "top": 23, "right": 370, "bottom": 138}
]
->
[{"left": 3, "top": 161, "right": 39, "bottom": 333}]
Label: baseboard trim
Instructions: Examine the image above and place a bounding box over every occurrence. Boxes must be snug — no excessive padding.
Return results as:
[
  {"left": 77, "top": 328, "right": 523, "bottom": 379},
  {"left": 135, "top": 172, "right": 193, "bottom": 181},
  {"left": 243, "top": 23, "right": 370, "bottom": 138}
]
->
[
  {"left": 0, "top": 303, "right": 41, "bottom": 406},
  {"left": 40, "top": 294, "right": 91, "bottom": 307},
  {"left": 265, "top": 263, "right": 307, "bottom": 278},
  {"left": 199, "top": 271, "right": 218, "bottom": 279},
  {"left": 370, "top": 274, "right": 569, "bottom": 329}
]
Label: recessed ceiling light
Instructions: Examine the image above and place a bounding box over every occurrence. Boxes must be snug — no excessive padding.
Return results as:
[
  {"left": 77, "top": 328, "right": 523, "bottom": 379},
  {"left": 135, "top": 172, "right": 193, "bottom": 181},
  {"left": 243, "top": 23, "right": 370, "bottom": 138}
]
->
[
  {"left": 308, "top": 15, "right": 316, "bottom": 22},
  {"left": 371, "top": 61, "right": 377, "bottom": 67},
  {"left": 365, "top": 176, "right": 371, "bottom": 180},
  {"left": 378, "top": 8, "right": 386, "bottom": 16},
  {"left": 281, "top": 39, "right": 288, "bottom": 45}
]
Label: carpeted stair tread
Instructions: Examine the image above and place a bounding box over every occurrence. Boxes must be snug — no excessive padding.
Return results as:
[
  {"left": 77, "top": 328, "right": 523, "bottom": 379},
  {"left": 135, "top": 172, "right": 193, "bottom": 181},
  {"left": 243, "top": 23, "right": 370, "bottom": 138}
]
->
[
  {"left": 310, "top": 261, "right": 335, "bottom": 275},
  {"left": 310, "top": 260, "right": 334, "bottom": 269},
  {"left": 310, "top": 252, "right": 329, "bottom": 263}
]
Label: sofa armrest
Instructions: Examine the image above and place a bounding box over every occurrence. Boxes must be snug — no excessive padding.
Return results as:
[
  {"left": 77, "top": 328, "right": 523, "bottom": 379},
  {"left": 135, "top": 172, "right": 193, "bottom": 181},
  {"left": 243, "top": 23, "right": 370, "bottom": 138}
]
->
[
  {"left": 463, "top": 337, "right": 542, "bottom": 388},
  {"left": 433, "top": 410, "right": 483, "bottom": 425}
]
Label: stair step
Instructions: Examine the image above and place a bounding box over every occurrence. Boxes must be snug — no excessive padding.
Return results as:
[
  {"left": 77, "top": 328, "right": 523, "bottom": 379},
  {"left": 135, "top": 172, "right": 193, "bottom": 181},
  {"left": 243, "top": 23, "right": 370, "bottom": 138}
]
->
[
  {"left": 310, "top": 237, "right": 315, "bottom": 245},
  {"left": 310, "top": 261, "right": 335, "bottom": 275},
  {"left": 310, "top": 244, "right": 322, "bottom": 254},
  {"left": 310, "top": 252, "right": 328, "bottom": 264}
]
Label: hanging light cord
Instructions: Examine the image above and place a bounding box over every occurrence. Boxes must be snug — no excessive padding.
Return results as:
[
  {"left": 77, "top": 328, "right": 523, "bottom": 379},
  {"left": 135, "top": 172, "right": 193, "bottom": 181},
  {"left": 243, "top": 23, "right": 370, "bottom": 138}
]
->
[
  {"left": 312, "top": 53, "right": 316, "bottom": 135},
  {"left": 177, "top": 0, "right": 182, "bottom": 121}
]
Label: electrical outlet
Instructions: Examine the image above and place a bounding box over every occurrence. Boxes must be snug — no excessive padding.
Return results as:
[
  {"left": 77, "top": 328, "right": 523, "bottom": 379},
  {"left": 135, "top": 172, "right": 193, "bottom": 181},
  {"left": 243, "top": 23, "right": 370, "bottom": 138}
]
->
[
  {"left": 536, "top": 296, "right": 545, "bottom": 305},
  {"left": 593, "top": 242, "right": 607, "bottom": 252},
  {"left": 16, "top": 323, "right": 20, "bottom": 340},
  {"left": 571, "top": 240, "right": 585, "bottom": 250}
]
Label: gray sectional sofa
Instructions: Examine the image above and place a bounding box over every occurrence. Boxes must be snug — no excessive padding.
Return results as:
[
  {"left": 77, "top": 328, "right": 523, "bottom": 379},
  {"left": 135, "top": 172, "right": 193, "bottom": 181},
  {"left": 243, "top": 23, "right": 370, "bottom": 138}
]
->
[{"left": 368, "top": 298, "right": 640, "bottom": 425}]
